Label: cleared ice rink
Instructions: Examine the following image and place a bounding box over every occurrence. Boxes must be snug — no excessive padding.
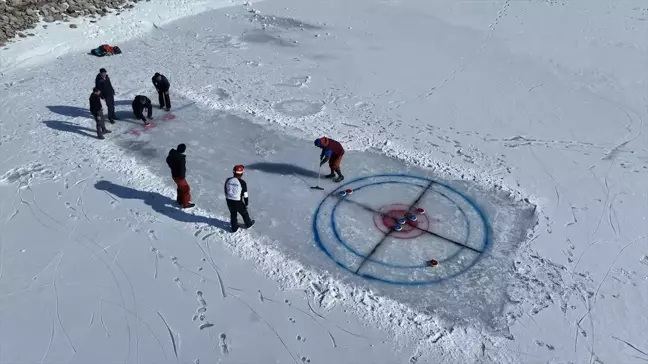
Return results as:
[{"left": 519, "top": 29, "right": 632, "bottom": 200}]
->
[{"left": 101, "top": 97, "right": 537, "bottom": 331}]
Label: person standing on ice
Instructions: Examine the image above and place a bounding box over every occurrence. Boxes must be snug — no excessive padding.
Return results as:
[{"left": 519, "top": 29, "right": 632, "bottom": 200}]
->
[
  {"left": 166, "top": 143, "right": 195, "bottom": 209},
  {"left": 132, "top": 95, "right": 153, "bottom": 125},
  {"left": 315, "top": 137, "right": 345, "bottom": 182},
  {"left": 94, "top": 68, "right": 117, "bottom": 123},
  {"left": 89, "top": 87, "right": 111, "bottom": 139},
  {"left": 224, "top": 165, "right": 255, "bottom": 233},
  {"left": 152, "top": 72, "right": 171, "bottom": 111}
]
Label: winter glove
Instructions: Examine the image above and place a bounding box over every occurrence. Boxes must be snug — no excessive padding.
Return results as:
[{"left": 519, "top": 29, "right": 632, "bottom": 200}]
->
[{"left": 320, "top": 155, "right": 329, "bottom": 166}]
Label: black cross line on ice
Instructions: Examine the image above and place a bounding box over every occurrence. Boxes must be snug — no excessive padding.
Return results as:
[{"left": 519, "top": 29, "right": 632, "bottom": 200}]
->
[
  {"left": 350, "top": 180, "right": 480, "bottom": 274},
  {"left": 341, "top": 183, "right": 482, "bottom": 274},
  {"left": 344, "top": 196, "right": 484, "bottom": 253}
]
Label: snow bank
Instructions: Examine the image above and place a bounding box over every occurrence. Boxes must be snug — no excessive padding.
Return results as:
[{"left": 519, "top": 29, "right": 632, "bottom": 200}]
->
[{"left": 0, "top": 0, "right": 257, "bottom": 74}]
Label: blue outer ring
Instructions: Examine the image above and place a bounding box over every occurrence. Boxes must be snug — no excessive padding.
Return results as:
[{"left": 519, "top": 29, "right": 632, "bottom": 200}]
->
[
  {"left": 312, "top": 174, "right": 491, "bottom": 286},
  {"left": 330, "top": 181, "right": 469, "bottom": 268}
]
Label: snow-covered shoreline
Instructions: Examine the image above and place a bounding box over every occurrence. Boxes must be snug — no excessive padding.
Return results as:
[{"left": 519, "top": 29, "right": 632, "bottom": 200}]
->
[
  {"left": 0, "top": 0, "right": 258, "bottom": 74},
  {"left": 0, "top": 0, "right": 138, "bottom": 45}
]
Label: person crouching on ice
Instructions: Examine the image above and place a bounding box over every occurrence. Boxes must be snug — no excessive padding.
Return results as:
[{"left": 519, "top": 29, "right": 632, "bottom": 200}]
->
[
  {"left": 224, "top": 165, "right": 255, "bottom": 233},
  {"left": 315, "top": 137, "right": 345, "bottom": 182},
  {"left": 132, "top": 95, "right": 153, "bottom": 125},
  {"left": 166, "top": 143, "right": 195, "bottom": 209}
]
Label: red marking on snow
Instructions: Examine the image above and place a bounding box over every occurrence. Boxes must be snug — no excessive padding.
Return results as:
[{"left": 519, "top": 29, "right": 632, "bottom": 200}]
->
[
  {"left": 128, "top": 122, "right": 157, "bottom": 136},
  {"left": 428, "top": 259, "right": 438, "bottom": 266},
  {"left": 161, "top": 113, "right": 176, "bottom": 121},
  {"left": 373, "top": 203, "right": 429, "bottom": 239}
]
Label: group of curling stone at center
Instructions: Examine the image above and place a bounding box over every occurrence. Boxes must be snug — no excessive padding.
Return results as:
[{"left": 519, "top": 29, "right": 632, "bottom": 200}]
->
[{"left": 165, "top": 137, "right": 346, "bottom": 233}]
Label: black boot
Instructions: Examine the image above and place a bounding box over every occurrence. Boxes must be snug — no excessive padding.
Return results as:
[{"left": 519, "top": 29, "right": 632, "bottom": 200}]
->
[
  {"left": 334, "top": 169, "right": 344, "bottom": 183},
  {"left": 325, "top": 173, "right": 336, "bottom": 179}
]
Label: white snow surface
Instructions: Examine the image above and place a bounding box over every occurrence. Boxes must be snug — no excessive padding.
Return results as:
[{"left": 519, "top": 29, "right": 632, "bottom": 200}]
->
[
  {"left": 0, "top": 0, "right": 255, "bottom": 74},
  {"left": 1, "top": 0, "right": 647, "bottom": 363}
]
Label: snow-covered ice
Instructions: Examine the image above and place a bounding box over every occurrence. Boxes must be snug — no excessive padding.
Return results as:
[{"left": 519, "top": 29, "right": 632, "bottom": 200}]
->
[{"left": 0, "top": 0, "right": 647, "bottom": 363}]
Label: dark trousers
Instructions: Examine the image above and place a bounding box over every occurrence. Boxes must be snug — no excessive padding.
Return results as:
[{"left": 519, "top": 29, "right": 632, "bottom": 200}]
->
[
  {"left": 103, "top": 94, "right": 116, "bottom": 121},
  {"left": 158, "top": 90, "right": 171, "bottom": 109},
  {"left": 226, "top": 199, "right": 252, "bottom": 230},
  {"left": 93, "top": 112, "right": 107, "bottom": 137}
]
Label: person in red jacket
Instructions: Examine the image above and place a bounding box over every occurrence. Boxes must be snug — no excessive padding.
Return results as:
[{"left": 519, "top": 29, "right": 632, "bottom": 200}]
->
[{"left": 314, "top": 137, "right": 345, "bottom": 182}]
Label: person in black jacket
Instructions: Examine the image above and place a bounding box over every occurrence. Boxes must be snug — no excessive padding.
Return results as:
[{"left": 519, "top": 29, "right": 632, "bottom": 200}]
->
[
  {"left": 132, "top": 95, "right": 153, "bottom": 125},
  {"left": 224, "top": 165, "right": 255, "bottom": 232},
  {"left": 152, "top": 73, "right": 171, "bottom": 111},
  {"left": 89, "top": 87, "right": 111, "bottom": 139},
  {"left": 95, "top": 68, "right": 117, "bottom": 123},
  {"left": 166, "top": 143, "right": 194, "bottom": 208}
]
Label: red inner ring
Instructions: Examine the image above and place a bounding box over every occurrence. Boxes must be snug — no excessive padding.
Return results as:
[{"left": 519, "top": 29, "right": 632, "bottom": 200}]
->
[{"left": 373, "top": 204, "right": 429, "bottom": 240}]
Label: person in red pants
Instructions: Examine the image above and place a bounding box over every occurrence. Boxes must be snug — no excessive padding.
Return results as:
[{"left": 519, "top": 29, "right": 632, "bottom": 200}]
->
[{"left": 166, "top": 143, "right": 195, "bottom": 208}]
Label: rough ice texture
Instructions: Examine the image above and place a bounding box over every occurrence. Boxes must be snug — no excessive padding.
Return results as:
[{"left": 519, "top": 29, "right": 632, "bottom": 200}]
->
[{"left": 0, "top": 0, "right": 646, "bottom": 363}]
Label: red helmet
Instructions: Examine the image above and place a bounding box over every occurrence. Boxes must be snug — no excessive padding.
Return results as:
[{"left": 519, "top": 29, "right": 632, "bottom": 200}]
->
[
  {"left": 233, "top": 165, "right": 245, "bottom": 174},
  {"left": 319, "top": 137, "right": 329, "bottom": 147}
]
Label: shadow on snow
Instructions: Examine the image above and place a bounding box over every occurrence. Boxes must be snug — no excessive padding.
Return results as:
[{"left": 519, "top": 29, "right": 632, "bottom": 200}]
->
[
  {"left": 47, "top": 103, "right": 135, "bottom": 121},
  {"left": 246, "top": 162, "right": 320, "bottom": 178},
  {"left": 42, "top": 120, "right": 97, "bottom": 139},
  {"left": 94, "top": 180, "right": 230, "bottom": 231}
]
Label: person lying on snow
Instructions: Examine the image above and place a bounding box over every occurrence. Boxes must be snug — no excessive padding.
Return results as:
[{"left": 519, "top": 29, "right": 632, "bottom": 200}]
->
[
  {"left": 132, "top": 95, "right": 153, "bottom": 125},
  {"left": 90, "top": 44, "right": 122, "bottom": 57}
]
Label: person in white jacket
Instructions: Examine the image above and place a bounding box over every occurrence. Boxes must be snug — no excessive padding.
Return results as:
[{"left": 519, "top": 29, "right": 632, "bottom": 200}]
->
[{"left": 224, "top": 165, "right": 255, "bottom": 232}]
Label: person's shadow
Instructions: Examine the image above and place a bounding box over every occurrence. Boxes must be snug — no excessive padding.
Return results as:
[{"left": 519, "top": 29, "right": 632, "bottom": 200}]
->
[
  {"left": 246, "top": 162, "right": 319, "bottom": 178},
  {"left": 95, "top": 180, "right": 230, "bottom": 231},
  {"left": 47, "top": 103, "right": 136, "bottom": 123},
  {"left": 46, "top": 105, "right": 89, "bottom": 118},
  {"left": 42, "top": 120, "right": 97, "bottom": 138}
]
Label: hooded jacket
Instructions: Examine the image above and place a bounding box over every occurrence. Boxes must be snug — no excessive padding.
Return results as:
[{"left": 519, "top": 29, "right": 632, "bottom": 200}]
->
[
  {"left": 166, "top": 148, "right": 186, "bottom": 179},
  {"left": 152, "top": 74, "right": 170, "bottom": 92}
]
